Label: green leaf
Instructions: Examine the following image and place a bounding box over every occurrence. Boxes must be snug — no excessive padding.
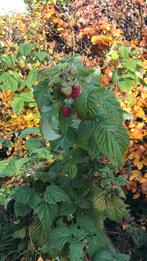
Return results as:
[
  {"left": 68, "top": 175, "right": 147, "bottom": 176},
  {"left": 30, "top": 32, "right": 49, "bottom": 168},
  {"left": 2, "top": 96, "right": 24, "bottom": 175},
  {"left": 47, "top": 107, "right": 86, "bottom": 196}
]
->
[
  {"left": 45, "top": 185, "right": 70, "bottom": 204},
  {"left": 69, "top": 241, "right": 84, "bottom": 261},
  {"left": 0, "top": 72, "right": 18, "bottom": 92},
  {"left": 11, "top": 185, "right": 34, "bottom": 205},
  {"left": 118, "top": 78, "right": 133, "bottom": 92},
  {"left": 58, "top": 202, "right": 77, "bottom": 216},
  {"left": 35, "top": 161, "right": 61, "bottom": 183},
  {"left": 93, "top": 189, "right": 107, "bottom": 212},
  {"left": 109, "top": 50, "right": 119, "bottom": 61},
  {"left": 0, "top": 158, "right": 30, "bottom": 177},
  {"left": 35, "top": 51, "right": 51, "bottom": 62},
  {"left": 18, "top": 43, "right": 33, "bottom": 57},
  {"left": 96, "top": 87, "right": 123, "bottom": 122},
  {"left": 12, "top": 91, "right": 35, "bottom": 114},
  {"left": 118, "top": 45, "right": 130, "bottom": 59},
  {"left": 26, "top": 69, "right": 38, "bottom": 89},
  {"left": 75, "top": 90, "right": 99, "bottom": 120},
  {"left": 106, "top": 196, "right": 128, "bottom": 221},
  {"left": 34, "top": 79, "right": 52, "bottom": 111},
  {"left": 40, "top": 103, "right": 61, "bottom": 141},
  {"left": 14, "top": 202, "right": 31, "bottom": 216},
  {"left": 59, "top": 113, "right": 72, "bottom": 134},
  {"left": 70, "top": 224, "right": 88, "bottom": 240},
  {"left": 25, "top": 137, "right": 43, "bottom": 153},
  {"left": 94, "top": 247, "right": 130, "bottom": 261},
  {"left": 88, "top": 234, "right": 110, "bottom": 257},
  {"left": 41, "top": 120, "right": 61, "bottom": 141},
  {"left": 78, "top": 120, "right": 97, "bottom": 149},
  {"left": 34, "top": 200, "right": 57, "bottom": 228},
  {"left": 29, "top": 217, "right": 48, "bottom": 247},
  {"left": 93, "top": 249, "right": 114, "bottom": 261},
  {"left": 0, "top": 137, "right": 11, "bottom": 148},
  {"left": 18, "top": 127, "right": 40, "bottom": 138},
  {"left": 95, "top": 119, "right": 129, "bottom": 162},
  {"left": 49, "top": 224, "right": 71, "bottom": 250},
  {"left": 63, "top": 160, "right": 77, "bottom": 179},
  {"left": 77, "top": 215, "right": 96, "bottom": 234},
  {"left": 25, "top": 137, "right": 52, "bottom": 159},
  {"left": 13, "top": 228, "right": 26, "bottom": 239},
  {"left": 1, "top": 55, "right": 16, "bottom": 67},
  {"left": 123, "top": 60, "right": 142, "bottom": 72}
]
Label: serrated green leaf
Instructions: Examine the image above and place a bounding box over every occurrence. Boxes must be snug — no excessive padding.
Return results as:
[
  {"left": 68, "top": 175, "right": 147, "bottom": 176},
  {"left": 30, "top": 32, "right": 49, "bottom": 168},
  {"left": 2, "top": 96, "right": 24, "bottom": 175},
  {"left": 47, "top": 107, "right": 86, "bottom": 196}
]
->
[
  {"left": 118, "top": 78, "right": 133, "bottom": 92},
  {"left": 63, "top": 160, "right": 77, "bottom": 179},
  {"left": 69, "top": 241, "right": 84, "bottom": 261},
  {"left": 34, "top": 200, "right": 57, "bottom": 228},
  {"left": 96, "top": 87, "right": 123, "bottom": 122},
  {"left": 1, "top": 55, "right": 16, "bottom": 67},
  {"left": 58, "top": 202, "right": 77, "bottom": 216},
  {"left": 95, "top": 119, "right": 129, "bottom": 162},
  {"left": 44, "top": 185, "right": 70, "bottom": 204},
  {"left": 0, "top": 72, "right": 18, "bottom": 92},
  {"left": 0, "top": 158, "right": 30, "bottom": 177},
  {"left": 12, "top": 91, "right": 35, "bottom": 114},
  {"left": 70, "top": 224, "right": 88, "bottom": 240},
  {"left": 26, "top": 69, "right": 38, "bottom": 89},
  {"left": 49, "top": 224, "right": 71, "bottom": 250},
  {"left": 106, "top": 196, "right": 128, "bottom": 221},
  {"left": 88, "top": 233, "right": 110, "bottom": 257},
  {"left": 11, "top": 185, "right": 34, "bottom": 205},
  {"left": 77, "top": 215, "right": 96, "bottom": 234},
  {"left": 123, "top": 60, "right": 142, "bottom": 72},
  {"left": 29, "top": 217, "right": 48, "bottom": 247},
  {"left": 93, "top": 189, "right": 107, "bottom": 212},
  {"left": 75, "top": 90, "right": 99, "bottom": 120}
]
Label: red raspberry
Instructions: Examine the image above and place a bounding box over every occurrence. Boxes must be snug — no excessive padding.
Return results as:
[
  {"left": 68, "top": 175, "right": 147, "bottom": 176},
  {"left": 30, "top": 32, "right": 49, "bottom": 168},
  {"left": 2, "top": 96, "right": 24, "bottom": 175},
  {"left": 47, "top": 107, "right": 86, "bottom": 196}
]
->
[
  {"left": 62, "top": 106, "right": 72, "bottom": 117},
  {"left": 71, "top": 85, "right": 81, "bottom": 100}
]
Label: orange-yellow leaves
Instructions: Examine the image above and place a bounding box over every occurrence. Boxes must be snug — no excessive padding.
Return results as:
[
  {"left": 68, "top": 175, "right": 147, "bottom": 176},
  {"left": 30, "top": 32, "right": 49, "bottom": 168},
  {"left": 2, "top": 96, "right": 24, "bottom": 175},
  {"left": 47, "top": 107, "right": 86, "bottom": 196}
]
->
[{"left": 91, "top": 35, "right": 113, "bottom": 46}]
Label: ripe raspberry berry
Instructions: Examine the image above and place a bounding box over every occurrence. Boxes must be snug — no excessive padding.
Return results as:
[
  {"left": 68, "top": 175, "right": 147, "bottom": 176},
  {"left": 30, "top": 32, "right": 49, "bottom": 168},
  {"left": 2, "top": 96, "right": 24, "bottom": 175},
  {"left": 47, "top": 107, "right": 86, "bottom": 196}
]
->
[
  {"left": 71, "top": 85, "right": 81, "bottom": 100},
  {"left": 62, "top": 106, "right": 72, "bottom": 117}
]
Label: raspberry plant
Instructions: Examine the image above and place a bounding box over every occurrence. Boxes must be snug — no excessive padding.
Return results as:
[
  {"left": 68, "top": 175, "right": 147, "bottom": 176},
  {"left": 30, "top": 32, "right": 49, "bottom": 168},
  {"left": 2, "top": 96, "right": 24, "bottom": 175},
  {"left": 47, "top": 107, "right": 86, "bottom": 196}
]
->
[{"left": 1, "top": 56, "right": 130, "bottom": 260}]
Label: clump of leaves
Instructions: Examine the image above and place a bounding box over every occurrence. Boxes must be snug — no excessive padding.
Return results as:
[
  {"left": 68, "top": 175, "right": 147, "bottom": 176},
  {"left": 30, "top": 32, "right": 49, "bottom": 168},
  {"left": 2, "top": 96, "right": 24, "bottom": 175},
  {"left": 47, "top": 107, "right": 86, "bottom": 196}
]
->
[{"left": 0, "top": 57, "right": 130, "bottom": 260}]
